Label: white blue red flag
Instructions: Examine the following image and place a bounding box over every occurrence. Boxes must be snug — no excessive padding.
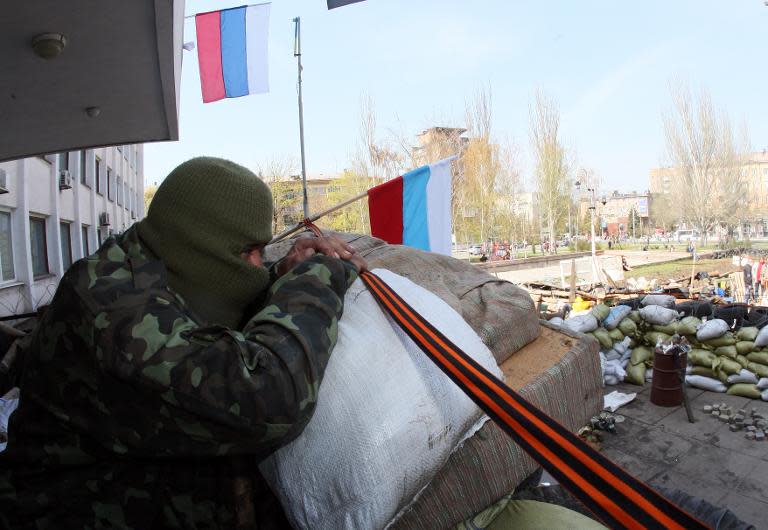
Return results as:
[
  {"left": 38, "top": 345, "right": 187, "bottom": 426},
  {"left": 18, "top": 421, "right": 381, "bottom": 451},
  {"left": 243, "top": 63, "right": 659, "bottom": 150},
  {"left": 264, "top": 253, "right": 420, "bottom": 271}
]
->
[
  {"left": 195, "top": 4, "right": 270, "bottom": 103},
  {"left": 367, "top": 159, "right": 453, "bottom": 255}
]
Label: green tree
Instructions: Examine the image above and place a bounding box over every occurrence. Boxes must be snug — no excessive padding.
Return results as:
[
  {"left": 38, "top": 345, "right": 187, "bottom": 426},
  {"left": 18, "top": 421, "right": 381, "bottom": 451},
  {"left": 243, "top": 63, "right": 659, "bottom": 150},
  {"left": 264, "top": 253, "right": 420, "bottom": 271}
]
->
[
  {"left": 144, "top": 183, "right": 158, "bottom": 212},
  {"left": 258, "top": 157, "right": 301, "bottom": 234},
  {"left": 318, "top": 167, "right": 373, "bottom": 235}
]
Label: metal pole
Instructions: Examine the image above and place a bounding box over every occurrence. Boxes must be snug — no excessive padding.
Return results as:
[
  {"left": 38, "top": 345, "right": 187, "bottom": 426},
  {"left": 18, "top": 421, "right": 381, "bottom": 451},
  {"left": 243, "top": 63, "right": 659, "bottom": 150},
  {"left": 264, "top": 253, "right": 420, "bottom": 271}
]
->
[
  {"left": 575, "top": 172, "right": 584, "bottom": 251},
  {"left": 269, "top": 190, "right": 368, "bottom": 244},
  {"left": 589, "top": 188, "right": 599, "bottom": 284},
  {"left": 293, "top": 17, "right": 309, "bottom": 219}
]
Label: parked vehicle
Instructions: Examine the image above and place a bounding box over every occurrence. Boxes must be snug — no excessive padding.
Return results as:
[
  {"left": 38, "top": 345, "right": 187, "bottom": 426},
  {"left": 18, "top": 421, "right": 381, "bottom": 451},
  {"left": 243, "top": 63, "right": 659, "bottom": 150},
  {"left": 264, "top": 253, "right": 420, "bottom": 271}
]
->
[
  {"left": 469, "top": 244, "right": 483, "bottom": 256},
  {"left": 674, "top": 229, "right": 700, "bottom": 242}
]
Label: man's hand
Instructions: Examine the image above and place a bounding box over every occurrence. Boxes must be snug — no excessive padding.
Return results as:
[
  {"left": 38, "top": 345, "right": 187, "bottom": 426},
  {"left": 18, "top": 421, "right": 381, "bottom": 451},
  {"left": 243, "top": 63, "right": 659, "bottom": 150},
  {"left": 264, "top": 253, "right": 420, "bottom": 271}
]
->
[{"left": 277, "top": 235, "right": 368, "bottom": 276}]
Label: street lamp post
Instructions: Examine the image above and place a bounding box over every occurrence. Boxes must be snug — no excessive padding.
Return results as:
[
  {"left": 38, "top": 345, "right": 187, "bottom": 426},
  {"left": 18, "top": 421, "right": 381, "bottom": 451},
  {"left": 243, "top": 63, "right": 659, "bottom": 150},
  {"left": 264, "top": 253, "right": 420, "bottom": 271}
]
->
[
  {"left": 574, "top": 180, "right": 581, "bottom": 249},
  {"left": 587, "top": 187, "right": 602, "bottom": 284}
]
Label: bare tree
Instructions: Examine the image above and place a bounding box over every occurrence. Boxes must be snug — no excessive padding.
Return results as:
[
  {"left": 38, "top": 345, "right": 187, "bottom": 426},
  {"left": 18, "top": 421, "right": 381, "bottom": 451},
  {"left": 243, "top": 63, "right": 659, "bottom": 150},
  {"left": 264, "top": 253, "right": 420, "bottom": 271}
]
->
[
  {"left": 663, "top": 83, "right": 748, "bottom": 245},
  {"left": 258, "top": 157, "right": 300, "bottom": 233},
  {"left": 530, "top": 90, "right": 569, "bottom": 253},
  {"left": 359, "top": 94, "right": 406, "bottom": 182}
]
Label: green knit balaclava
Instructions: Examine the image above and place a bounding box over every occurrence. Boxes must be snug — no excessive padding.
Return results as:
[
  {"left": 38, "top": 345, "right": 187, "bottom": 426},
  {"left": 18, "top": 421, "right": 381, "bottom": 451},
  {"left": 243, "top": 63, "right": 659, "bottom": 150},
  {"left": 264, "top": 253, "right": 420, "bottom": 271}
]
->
[{"left": 137, "top": 157, "right": 273, "bottom": 328}]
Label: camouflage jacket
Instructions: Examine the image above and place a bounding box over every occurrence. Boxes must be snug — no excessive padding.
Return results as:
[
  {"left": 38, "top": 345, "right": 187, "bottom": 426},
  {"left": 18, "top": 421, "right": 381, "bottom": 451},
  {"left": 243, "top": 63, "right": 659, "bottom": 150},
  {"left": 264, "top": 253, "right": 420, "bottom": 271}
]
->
[{"left": 0, "top": 227, "right": 358, "bottom": 529}]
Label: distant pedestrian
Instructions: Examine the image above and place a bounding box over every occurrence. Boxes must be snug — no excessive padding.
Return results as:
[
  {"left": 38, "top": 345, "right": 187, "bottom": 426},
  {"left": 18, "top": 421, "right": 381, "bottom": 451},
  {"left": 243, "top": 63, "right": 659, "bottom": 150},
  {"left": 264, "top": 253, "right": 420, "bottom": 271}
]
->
[{"left": 743, "top": 257, "right": 753, "bottom": 303}]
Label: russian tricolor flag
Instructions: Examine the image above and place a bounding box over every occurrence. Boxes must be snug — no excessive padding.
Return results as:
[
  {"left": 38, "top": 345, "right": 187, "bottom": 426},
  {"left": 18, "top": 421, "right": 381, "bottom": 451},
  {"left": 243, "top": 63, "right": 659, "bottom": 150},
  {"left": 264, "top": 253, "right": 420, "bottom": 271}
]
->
[
  {"left": 195, "top": 4, "right": 270, "bottom": 103},
  {"left": 368, "top": 159, "right": 453, "bottom": 255}
]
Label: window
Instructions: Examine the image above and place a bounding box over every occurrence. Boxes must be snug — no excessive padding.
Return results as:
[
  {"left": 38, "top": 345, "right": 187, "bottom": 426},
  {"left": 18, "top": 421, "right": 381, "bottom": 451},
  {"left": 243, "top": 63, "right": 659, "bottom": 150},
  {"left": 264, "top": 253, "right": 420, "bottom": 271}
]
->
[
  {"left": 0, "top": 212, "right": 15, "bottom": 281},
  {"left": 30, "top": 217, "right": 49, "bottom": 277},
  {"left": 107, "top": 167, "right": 114, "bottom": 201},
  {"left": 96, "top": 157, "right": 104, "bottom": 195},
  {"left": 116, "top": 176, "right": 123, "bottom": 205},
  {"left": 124, "top": 182, "right": 129, "bottom": 210},
  {"left": 59, "top": 152, "right": 69, "bottom": 171},
  {"left": 80, "top": 151, "right": 87, "bottom": 185},
  {"left": 60, "top": 222, "right": 72, "bottom": 270},
  {"left": 81, "top": 225, "right": 90, "bottom": 256}
]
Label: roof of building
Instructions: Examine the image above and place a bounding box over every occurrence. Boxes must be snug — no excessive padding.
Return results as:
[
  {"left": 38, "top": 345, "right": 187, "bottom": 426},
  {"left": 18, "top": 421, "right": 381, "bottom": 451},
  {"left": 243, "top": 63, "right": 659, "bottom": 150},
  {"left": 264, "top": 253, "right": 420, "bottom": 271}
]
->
[{"left": 0, "top": 1, "right": 184, "bottom": 161}]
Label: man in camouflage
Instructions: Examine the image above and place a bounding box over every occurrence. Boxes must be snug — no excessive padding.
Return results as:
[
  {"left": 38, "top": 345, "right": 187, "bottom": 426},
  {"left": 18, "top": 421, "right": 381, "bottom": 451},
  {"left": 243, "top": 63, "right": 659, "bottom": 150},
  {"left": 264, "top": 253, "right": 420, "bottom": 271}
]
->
[{"left": 0, "top": 157, "right": 366, "bottom": 528}]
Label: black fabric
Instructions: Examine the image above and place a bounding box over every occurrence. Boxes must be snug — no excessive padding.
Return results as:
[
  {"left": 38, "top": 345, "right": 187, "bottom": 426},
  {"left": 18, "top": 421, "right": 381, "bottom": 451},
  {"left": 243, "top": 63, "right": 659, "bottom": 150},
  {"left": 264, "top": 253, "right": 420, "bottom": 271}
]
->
[
  {"left": 742, "top": 309, "right": 768, "bottom": 329},
  {"left": 714, "top": 305, "right": 749, "bottom": 328},
  {"left": 677, "top": 301, "right": 714, "bottom": 319},
  {"left": 619, "top": 297, "right": 644, "bottom": 310}
]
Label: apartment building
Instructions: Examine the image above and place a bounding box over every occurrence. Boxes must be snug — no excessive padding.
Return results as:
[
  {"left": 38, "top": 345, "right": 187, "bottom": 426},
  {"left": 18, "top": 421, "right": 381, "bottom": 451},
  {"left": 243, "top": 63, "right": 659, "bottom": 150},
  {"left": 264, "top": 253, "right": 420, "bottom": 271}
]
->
[
  {"left": 0, "top": 146, "right": 144, "bottom": 318},
  {"left": 649, "top": 150, "right": 768, "bottom": 236}
]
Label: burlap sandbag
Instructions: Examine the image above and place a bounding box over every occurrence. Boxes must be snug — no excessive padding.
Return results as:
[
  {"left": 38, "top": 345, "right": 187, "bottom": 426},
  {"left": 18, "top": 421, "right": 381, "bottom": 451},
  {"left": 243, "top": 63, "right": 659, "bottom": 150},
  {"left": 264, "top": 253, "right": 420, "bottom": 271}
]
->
[
  {"left": 266, "top": 233, "right": 540, "bottom": 363},
  {"left": 726, "top": 383, "right": 762, "bottom": 399}
]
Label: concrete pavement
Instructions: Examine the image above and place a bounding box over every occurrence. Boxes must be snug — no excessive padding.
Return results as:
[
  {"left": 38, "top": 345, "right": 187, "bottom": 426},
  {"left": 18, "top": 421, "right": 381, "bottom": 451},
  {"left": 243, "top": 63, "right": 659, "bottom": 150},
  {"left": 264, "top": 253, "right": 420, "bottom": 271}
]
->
[{"left": 600, "top": 382, "right": 767, "bottom": 527}]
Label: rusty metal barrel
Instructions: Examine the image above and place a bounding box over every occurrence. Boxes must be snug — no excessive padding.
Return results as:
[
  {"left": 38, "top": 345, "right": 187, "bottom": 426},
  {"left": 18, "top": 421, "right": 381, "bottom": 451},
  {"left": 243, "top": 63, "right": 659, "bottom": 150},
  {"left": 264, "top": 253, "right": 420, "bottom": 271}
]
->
[{"left": 650, "top": 349, "right": 687, "bottom": 407}]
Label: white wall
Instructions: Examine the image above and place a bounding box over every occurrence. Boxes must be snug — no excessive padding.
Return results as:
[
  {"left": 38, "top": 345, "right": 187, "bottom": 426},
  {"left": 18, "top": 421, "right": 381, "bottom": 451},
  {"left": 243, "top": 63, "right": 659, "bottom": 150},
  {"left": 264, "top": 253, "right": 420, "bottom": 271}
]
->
[{"left": 0, "top": 146, "right": 144, "bottom": 318}]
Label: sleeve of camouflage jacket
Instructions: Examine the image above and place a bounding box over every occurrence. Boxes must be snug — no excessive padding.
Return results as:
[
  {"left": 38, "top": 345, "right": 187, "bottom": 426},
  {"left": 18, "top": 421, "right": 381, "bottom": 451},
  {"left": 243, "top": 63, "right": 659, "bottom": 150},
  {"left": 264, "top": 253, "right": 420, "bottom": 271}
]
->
[{"left": 96, "top": 255, "right": 358, "bottom": 459}]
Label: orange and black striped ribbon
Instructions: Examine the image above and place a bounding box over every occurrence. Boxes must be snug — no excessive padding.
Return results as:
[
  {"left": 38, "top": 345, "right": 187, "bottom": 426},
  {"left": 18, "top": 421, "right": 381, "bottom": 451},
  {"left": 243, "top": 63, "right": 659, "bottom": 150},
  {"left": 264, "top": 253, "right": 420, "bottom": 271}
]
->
[{"left": 360, "top": 271, "right": 709, "bottom": 530}]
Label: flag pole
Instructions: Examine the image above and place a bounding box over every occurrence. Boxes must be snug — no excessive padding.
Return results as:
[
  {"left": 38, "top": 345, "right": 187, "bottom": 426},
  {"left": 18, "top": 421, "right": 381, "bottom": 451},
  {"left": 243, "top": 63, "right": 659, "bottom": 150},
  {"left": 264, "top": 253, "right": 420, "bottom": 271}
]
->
[
  {"left": 269, "top": 190, "right": 369, "bottom": 244},
  {"left": 293, "top": 17, "right": 310, "bottom": 219}
]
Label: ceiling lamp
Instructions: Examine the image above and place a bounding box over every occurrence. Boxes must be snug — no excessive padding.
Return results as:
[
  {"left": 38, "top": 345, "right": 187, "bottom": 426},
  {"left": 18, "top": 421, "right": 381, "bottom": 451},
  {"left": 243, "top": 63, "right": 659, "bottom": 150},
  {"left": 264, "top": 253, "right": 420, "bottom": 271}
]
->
[{"left": 31, "top": 33, "right": 67, "bottom": 59}]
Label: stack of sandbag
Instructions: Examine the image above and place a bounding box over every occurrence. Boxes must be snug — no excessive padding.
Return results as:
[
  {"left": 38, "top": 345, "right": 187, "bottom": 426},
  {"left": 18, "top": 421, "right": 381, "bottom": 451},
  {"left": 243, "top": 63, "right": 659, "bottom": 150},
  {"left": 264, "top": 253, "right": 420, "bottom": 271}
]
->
[
  {"left": 684, "top": 322, "right": 768, "bottom": 399},
  {"left": 559, "top": 292, "right": 768, "bottom": 400},
  {"left": 559, "top": 295, "right": 678, "bottom": 387}
]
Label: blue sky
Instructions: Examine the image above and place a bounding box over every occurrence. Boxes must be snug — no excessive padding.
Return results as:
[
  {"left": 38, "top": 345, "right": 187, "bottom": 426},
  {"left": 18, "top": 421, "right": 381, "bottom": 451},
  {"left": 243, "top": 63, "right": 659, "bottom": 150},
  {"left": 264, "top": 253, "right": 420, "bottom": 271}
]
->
[{"left": 145, "top": 0, "right": 768, "bottom": 192}]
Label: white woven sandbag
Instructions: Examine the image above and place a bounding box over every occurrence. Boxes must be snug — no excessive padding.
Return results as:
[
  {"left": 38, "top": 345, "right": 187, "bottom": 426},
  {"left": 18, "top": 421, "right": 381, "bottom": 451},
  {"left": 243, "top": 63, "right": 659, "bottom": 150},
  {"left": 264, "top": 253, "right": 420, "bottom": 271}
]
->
[
  {"left": 259, "top": 269, "right": 502, "bottom": 530},
  {"left": 755, "top": 326, "right": 768, "bottom": 347},
  {"left": 685, "top": 375, "right": 727, "bottom": 393},
  {"left": 639, "top": 305, "right": 680, "bottom": 326},
  {"left": 0, "top": 393, "right": 20, "bottom": 453},
  {"left": 696, "top": 319, "right": 730, "bottom": 342},
  {"left": 563, "top": 314, "right": 599, "bottom": 334},
  {"left": 620, "top": 358, "right": 629, "bottom": 369},
  {"left": 762, "top": 389, "right": 768, "bottom": 402},
  {"left": 727, "top": 369, "right": 759, "bottom": 385},
  {"left": 603, "top": 305, "right": 632, "bottom": 330},
  {"left": 604, "top": 374, "right": 620, "bottom": 385},
  {"left": 548, "top": 317, "right": 564, "bottom": 326},
  {"left": 604, "top": 360, "right": 626, "bottom": 380},
  {"left": 613, "top": 337, "right": 631, "bottom": 356},
  {"left": 757, "top": 377, "right": 768, "bottom": 390},
  {"left": 641, "top": 294, "right": 676, "bottom": 309}
]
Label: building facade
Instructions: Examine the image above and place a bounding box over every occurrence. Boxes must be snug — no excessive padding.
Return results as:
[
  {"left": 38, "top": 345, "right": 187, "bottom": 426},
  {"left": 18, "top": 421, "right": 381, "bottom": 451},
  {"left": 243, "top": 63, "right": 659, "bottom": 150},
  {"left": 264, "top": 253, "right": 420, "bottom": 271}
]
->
[
  {"left": 601, "top": 191, "right": 650, "bottom": 237},
  {"left": 412, "top": 127, "right": 468, "bottom": 166},
  {"left": 649, "top": 150, "right": 768, "bottom": 236},
  {"left": 0, "top": 146, "right": 144, "bottom": 318}
]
